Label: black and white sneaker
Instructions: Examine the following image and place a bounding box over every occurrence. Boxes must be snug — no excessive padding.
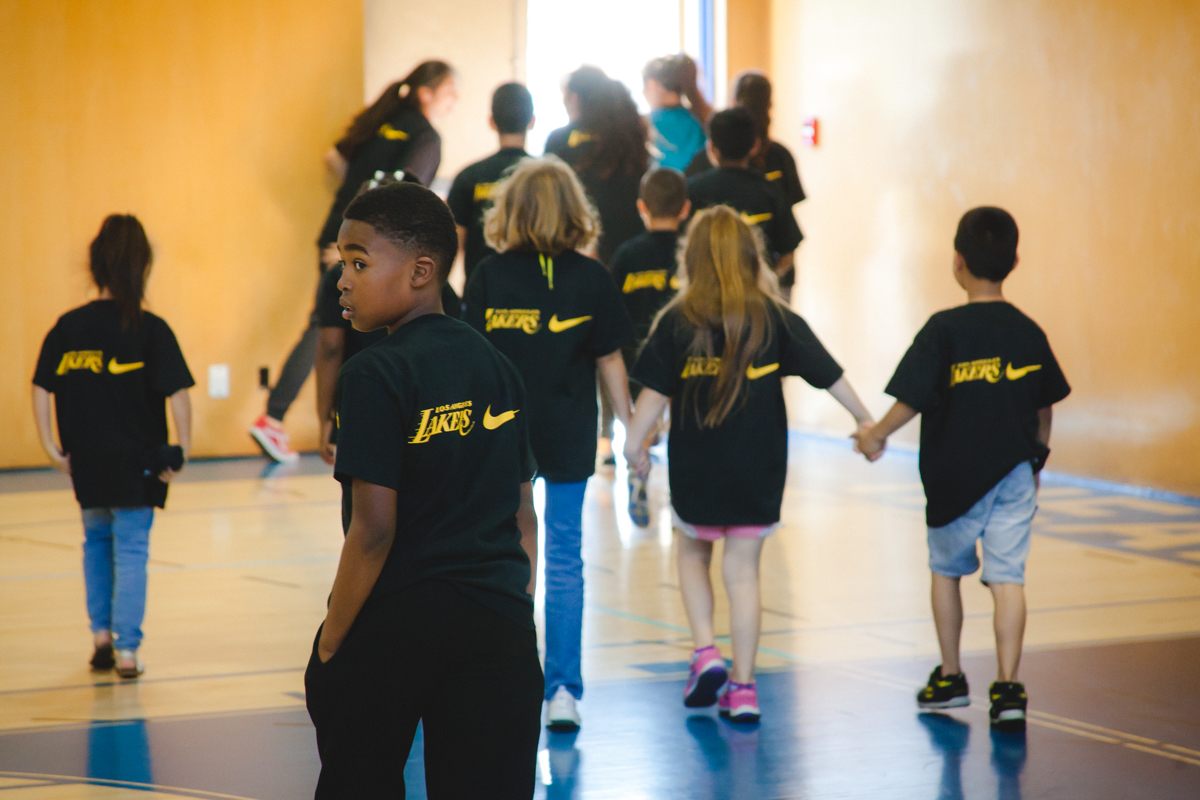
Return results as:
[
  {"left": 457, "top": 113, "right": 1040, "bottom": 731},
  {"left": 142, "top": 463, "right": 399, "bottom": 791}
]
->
[
  {"left": 916, "top": 665, "right": 970, "bottom": 709},
  {"left": 989, "top": 681, "right": 1027, "bottom": 732}
]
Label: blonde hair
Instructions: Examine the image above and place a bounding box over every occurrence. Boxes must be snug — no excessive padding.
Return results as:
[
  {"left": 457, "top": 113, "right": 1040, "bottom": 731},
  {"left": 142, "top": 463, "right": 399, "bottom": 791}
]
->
[
  {"left": 656, "top": 205, "right": 780, "bottom": 428},
  {"left": 483, "top": 156, "right": 600, "bottom": 255}
]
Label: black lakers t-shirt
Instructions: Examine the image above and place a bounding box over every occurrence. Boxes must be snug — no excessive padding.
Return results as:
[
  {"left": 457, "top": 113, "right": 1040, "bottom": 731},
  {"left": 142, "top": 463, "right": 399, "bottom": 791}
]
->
[
  {"left": 319, "top": 108, "right": 441, "bottom": 245},
  {"left": 685, "top": 141, "right": 806, "bottom": 207},
  {"left": 465, "top": 249, "right": 636, "bottom": 482},
  {"left": 545, "top": 125, "right": 646, "bottom": 264},
  {"left": 446, "top": 147, "right": 528, "bottom": 281},
  {"left": 609, "top": 231, "right": 680, "bottom": 340},
  {"left": 333, "top": 313, "right": 538, "bottom": 627},
  {"left": 885, "top": 302, "right": 1071, "bottom": 527},
  {"left": 634, "top": 303, "right": 842, "bottom": 525},
  {"left": 33, "top": 301, "right": 195, "bottom": 509},
  {"left": 687, "top": 167, "right": 803, "bottom": 263}
]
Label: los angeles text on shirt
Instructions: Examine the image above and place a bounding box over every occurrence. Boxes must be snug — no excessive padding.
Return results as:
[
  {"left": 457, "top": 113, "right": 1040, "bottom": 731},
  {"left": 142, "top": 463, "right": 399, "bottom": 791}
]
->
[
  {"left": 407, "top": 400, "right": 520, "bottom": 444},
  {"left": 681, "top": 356, "right": 781, "bottom": 381},
  {"left": 949, "top": 357, "right": 1043, "bottom": 388}
]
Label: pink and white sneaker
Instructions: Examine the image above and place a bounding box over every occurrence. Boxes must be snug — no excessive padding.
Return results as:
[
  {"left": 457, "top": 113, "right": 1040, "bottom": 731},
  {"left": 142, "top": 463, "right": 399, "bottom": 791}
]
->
[
  {"left": 249, "top": 416, "right": 299, "bottom": 463},
  {"left": 719, "top": 681, "right": 760, "bottom": 723},
  {"left": 683, "top": 646, "right": 728, "bottom": 708}
]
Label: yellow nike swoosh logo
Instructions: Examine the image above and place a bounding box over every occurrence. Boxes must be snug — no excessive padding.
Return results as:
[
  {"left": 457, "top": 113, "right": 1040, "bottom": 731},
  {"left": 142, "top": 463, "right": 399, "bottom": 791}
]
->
[
  {"left": 108, "top": 358, "right": 144, "bottom": 374},
  {"left": 482, "top": 406, "right": 518, "bottom": 430},
  {"left": 378, "top": 123, "right": 408, "bottom": 140},
  {"left": 548, "top": 314, "right": 592, "bottom": 333},
  {"left": 746, "top": 363, "right": 780, "bottom": 380},
  {"left": 741, "top": 212, "right": 773, "bottom": 225},
  {"left": 1005, "top": 363, "right": 1042, "bottom": 380}
]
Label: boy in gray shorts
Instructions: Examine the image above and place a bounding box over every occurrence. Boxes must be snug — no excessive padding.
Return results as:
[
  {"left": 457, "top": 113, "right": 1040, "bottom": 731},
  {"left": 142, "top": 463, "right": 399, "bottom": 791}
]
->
[{"left": 855, "top": 207, "right": 1070, "bottom": 731}]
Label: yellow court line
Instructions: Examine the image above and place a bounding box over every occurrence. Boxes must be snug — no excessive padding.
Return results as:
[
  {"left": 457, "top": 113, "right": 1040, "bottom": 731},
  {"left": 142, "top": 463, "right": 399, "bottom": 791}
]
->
[
  {"left": 1027, "top": 718, "right": 1120, "bottom": 744},
  {"left": 0, "top": 772, "right": 259, "bottom": 800},
  {"left": 1163, "top": 743, "right": 1200, "bottom": 758},
  {"left": 1123, "top": 743, "right": 1200, "bottom": 768},
  {"left": 1028, "top": 709, "right": 1160, "bottom": 745}
]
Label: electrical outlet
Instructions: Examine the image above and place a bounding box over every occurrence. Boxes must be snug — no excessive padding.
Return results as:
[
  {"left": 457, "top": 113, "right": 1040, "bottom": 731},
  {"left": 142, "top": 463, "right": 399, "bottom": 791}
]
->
[{"left": 208, "top": 364, "right": 231, "bottom": 399}]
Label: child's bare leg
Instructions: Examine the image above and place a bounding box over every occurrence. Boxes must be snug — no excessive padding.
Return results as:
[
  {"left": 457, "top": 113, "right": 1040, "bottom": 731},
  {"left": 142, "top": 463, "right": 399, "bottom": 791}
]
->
[
  {"left": 931, "top": 574, "right": 964, "bottom": 675},
  {"left": 721, "top": 537, "right": 765, "bottom": 684},
  {"left": 676, "top": 534, "right": 716, "bottom": 648},
  {"left": 990, "top": 582, "right": 1026, "bottom": 681}
]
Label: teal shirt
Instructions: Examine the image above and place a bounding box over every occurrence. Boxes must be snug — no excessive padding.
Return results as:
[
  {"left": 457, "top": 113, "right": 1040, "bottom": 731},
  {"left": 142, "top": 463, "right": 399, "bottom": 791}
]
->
[{"left": 649, "top": 107, "right": 706, "bottom": 171}]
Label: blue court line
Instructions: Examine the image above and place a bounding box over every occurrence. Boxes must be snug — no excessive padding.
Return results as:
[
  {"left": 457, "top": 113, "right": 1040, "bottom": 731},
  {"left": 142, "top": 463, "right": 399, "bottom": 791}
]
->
[{"left": 0, "top": 667, "right": 305, "bottom": 699}]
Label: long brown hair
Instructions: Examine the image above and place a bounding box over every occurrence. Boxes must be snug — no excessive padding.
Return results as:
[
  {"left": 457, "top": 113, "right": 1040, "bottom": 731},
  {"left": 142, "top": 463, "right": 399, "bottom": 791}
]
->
[
  {"left": 335, "top": 61, "right": 454, "bottom": 159},
  {"left": 644, "top": 54, "right": 712, "bottom": 124},
  {"left": 660, "top": 206, "right": 777, "bottom": 428},
  {"left": 733, "top": 71, "right": 772, "bottom": 170},
  {"left": 89, "top": 214, "right": 152, "bottom": 329},
  {"left": 570, "top": 71, "right": 648, "bottom": 180}
]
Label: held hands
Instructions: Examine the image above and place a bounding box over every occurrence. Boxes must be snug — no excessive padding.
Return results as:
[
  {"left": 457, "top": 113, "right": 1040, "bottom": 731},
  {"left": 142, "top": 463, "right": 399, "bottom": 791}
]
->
[
  {"left": 623, "top": 438, "right": 651, "bottom": 481},
  {"left": 852, "top": 421, "right": 887, "bottom": 462}
]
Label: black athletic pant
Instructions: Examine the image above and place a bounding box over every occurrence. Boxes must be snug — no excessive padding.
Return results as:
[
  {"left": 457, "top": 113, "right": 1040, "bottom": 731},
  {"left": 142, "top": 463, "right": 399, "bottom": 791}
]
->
[{"left": 305, "top": 580, "right": 543, "bottom": 799}]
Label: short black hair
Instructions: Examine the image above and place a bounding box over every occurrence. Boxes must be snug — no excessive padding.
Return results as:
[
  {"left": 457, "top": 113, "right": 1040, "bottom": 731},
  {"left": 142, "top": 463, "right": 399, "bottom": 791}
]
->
[
  {"left": 492, "top": 82, "right": 534, "bottom": 134},
  {"left": 954, "top": 207, "right": 1019, "bottom": 281},
  {"left": 708, "top": 108, "right": 757, "bottom": 161},
  {"left": 343, "top": 182, "right": 458, "bottom": 283},
  {"left": 639, "top": 167, "right": 688, "bottom": 218}
]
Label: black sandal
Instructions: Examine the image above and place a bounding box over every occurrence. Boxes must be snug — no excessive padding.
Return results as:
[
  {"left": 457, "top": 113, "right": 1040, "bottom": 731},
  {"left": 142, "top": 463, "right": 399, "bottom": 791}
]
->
[{"left": 90, "top": 642, "right": 115, "bottom": 671}]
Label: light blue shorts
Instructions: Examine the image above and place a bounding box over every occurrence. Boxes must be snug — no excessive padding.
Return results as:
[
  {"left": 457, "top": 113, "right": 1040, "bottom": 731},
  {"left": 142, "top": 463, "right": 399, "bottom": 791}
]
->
[{"left": 927, "top": 462, "right": 1036, "bottom": 585}]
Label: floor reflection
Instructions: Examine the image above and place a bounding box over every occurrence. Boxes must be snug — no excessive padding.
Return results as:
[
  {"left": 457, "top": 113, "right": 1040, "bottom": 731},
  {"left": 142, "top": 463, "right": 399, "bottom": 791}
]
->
[{"left": 918, "top": 711, "right": 1027, "bottom": 800}]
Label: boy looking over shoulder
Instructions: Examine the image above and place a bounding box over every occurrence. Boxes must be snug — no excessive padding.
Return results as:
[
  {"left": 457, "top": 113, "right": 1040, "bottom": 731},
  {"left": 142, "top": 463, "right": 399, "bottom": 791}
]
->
[
  {"left": 305, "top": 182, "right": 542, "bottom": 798},
  {"left": 855, "top": 207, "right": 1070, "bottom": 733}
]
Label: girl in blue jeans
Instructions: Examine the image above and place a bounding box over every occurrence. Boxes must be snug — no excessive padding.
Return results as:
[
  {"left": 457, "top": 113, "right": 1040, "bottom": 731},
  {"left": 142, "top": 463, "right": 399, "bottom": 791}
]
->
[
  {"left": 32, "top": 214, "right": 194, "bottom": 679},
  {"left": 466, "top": 157, "right": 637, "bottom": 730}
]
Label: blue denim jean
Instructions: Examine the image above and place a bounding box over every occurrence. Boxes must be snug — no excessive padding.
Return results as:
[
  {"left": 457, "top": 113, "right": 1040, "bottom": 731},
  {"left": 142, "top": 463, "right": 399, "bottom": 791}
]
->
[
  {"left": 81, "top": 507, "right": 154, "bottom": 650},
  {"left": 542, "top": 479, "right": 588, "bottom": 700}
]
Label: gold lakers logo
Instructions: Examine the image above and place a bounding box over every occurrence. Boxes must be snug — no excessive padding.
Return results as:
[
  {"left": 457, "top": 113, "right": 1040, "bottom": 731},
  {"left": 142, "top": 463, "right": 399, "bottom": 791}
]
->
[
  {"left": 409, "top": 401, "right": 475, "bottom": 444},
  {"left": 682, "top": 357, "right": 780, "bottom": 380},
  {"left": 622, "top": 270, "right": 669, "bottom": 293},
  {"left": 950, "top": 357, "right": 1002, "bottom": 387},
  {"left": 473, "top": 182, "right": 497, "bottom": 202},
  {"left": 56, "top": 350, "right": 104, "bottom": 375},
  {"left": 485, "top": 308, "right": 541, "bottom": 334},
  {"left": 681, "top": 357, "right": 721, "bottom": 379}
]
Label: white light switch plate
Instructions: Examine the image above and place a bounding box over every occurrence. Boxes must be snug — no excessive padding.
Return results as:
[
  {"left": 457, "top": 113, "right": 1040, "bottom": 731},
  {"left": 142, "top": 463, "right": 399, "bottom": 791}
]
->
[{"left": 208, "top": 364, "right": 231, "bottom": 399}]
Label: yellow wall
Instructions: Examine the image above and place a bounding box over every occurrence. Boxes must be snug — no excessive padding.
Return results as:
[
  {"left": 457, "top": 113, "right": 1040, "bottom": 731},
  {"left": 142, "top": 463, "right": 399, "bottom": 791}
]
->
[
  {"left": 727, "top": 0, "right": 772, "bottom": 81},
  {"left": 364, "top": 0, "right": 526, "bottom": 182},
  {"left": 771, "top": 0, "right": 1200, "bottom": 495},
  {"left": 1, "top": 0, "right": 364, "bottom": 468}
]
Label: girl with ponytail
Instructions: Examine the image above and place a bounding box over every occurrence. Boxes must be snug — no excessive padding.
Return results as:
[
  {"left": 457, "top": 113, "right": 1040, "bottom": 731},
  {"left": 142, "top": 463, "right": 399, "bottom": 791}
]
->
[
  {"left": 251, "top": 60, "right": 458, "bottom": 464},
  {"left": 643, "top": 53, "right": 710, "bottom": 171},
  {"left": 32, "top": 214, "right": 195, "bottom": 679},
  {"left": 623, "top": 206, "right": 873, "bottom": 722}
]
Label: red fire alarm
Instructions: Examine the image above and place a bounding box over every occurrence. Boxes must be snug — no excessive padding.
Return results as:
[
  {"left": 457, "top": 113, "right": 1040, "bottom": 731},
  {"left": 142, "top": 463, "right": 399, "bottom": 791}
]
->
[{"left": 801, "top": 117, "right": 819, "bottom": 147}]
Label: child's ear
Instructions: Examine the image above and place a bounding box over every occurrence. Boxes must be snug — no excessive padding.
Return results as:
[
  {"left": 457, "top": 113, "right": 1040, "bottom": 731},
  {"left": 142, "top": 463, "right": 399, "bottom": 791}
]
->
[
  {"left": 636, "top": 199, "right": 650, "bottom": 218},
  {"left": 488, "top": 116, "right": 499, "bottom": 132},
  {"left": 527, "top": 116, "right": 536, "bottom": 132},
  {"left": 410, "top": 255, "right": 439, "bottom": 288},
  {"left": 678, "top": 199, "right": 692, "bottom": 221}
]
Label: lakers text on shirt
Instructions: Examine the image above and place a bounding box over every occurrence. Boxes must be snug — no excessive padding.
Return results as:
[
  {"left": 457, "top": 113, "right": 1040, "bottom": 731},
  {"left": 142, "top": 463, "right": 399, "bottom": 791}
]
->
[
  {"left": 409, "top": 401, "right": 475, "bottom": 444},
  {"left": 485, "top": 309, "right": 541, "bottom": 334}
]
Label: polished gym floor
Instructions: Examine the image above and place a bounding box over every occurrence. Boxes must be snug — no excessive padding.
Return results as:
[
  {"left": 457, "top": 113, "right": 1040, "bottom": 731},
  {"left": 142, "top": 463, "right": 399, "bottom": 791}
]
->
[{"left": 1, "top": 432, "right": 1198, "bottom": 798}]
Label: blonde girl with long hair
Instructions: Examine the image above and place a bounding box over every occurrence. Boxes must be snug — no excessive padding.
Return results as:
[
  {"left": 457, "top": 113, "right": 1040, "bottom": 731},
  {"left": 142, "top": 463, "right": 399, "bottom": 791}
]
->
[
  {"left": 465, "top": 156, "right": 637, "bottom": 731},
  {"left": 623, "top": 206, "right": 873, "bottom": 721}
]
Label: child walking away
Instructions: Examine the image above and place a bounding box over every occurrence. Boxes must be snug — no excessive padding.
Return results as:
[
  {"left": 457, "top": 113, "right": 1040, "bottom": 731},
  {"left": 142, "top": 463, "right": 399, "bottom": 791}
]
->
[
  {"left": 854, "top": 207, "right": 1070, "bottom": 732},
  {"left": 249, "top": 60, "right": 458, "bottom": 463},
  {"left": 32, "top": 215, "right": 194, "bottom": 679},
  {"left": 465, "top": 157, "right": 636, "bottom": 731},
  {"left": 306, "top": 182, "right": 543, "bottom": 797},
  {"left": 447, "top": 82, "right": 534, "bottom": 285},
  {"left": 624, "top": 206, "right": 873, "bottom": 722},
  {"left": 609, "top": 167, "right": 691, "bottom": 524},
  {"left": 643, "top": 54, "right": 711, "bottom": 171},
  {"left": 687, "top": 108, "right": 802, "bottom": 288}
]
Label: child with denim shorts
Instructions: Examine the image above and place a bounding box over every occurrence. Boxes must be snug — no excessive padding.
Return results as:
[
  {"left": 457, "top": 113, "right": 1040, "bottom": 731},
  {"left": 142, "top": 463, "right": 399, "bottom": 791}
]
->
[{"left": 855, "top": 207, "right": 1071, "bottom": 732}]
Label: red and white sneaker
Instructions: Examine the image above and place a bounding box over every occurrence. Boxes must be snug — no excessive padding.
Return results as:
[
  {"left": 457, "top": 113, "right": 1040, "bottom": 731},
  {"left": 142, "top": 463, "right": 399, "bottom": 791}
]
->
[
  {"left": 719, "top": 681, "right": 760, "bottom": 723},
  {"left": 683, "top": 646, "right": 728, "bottom": 708},
  {"left": 249, "top": 416, "right": 299, "bottom": 463}
]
